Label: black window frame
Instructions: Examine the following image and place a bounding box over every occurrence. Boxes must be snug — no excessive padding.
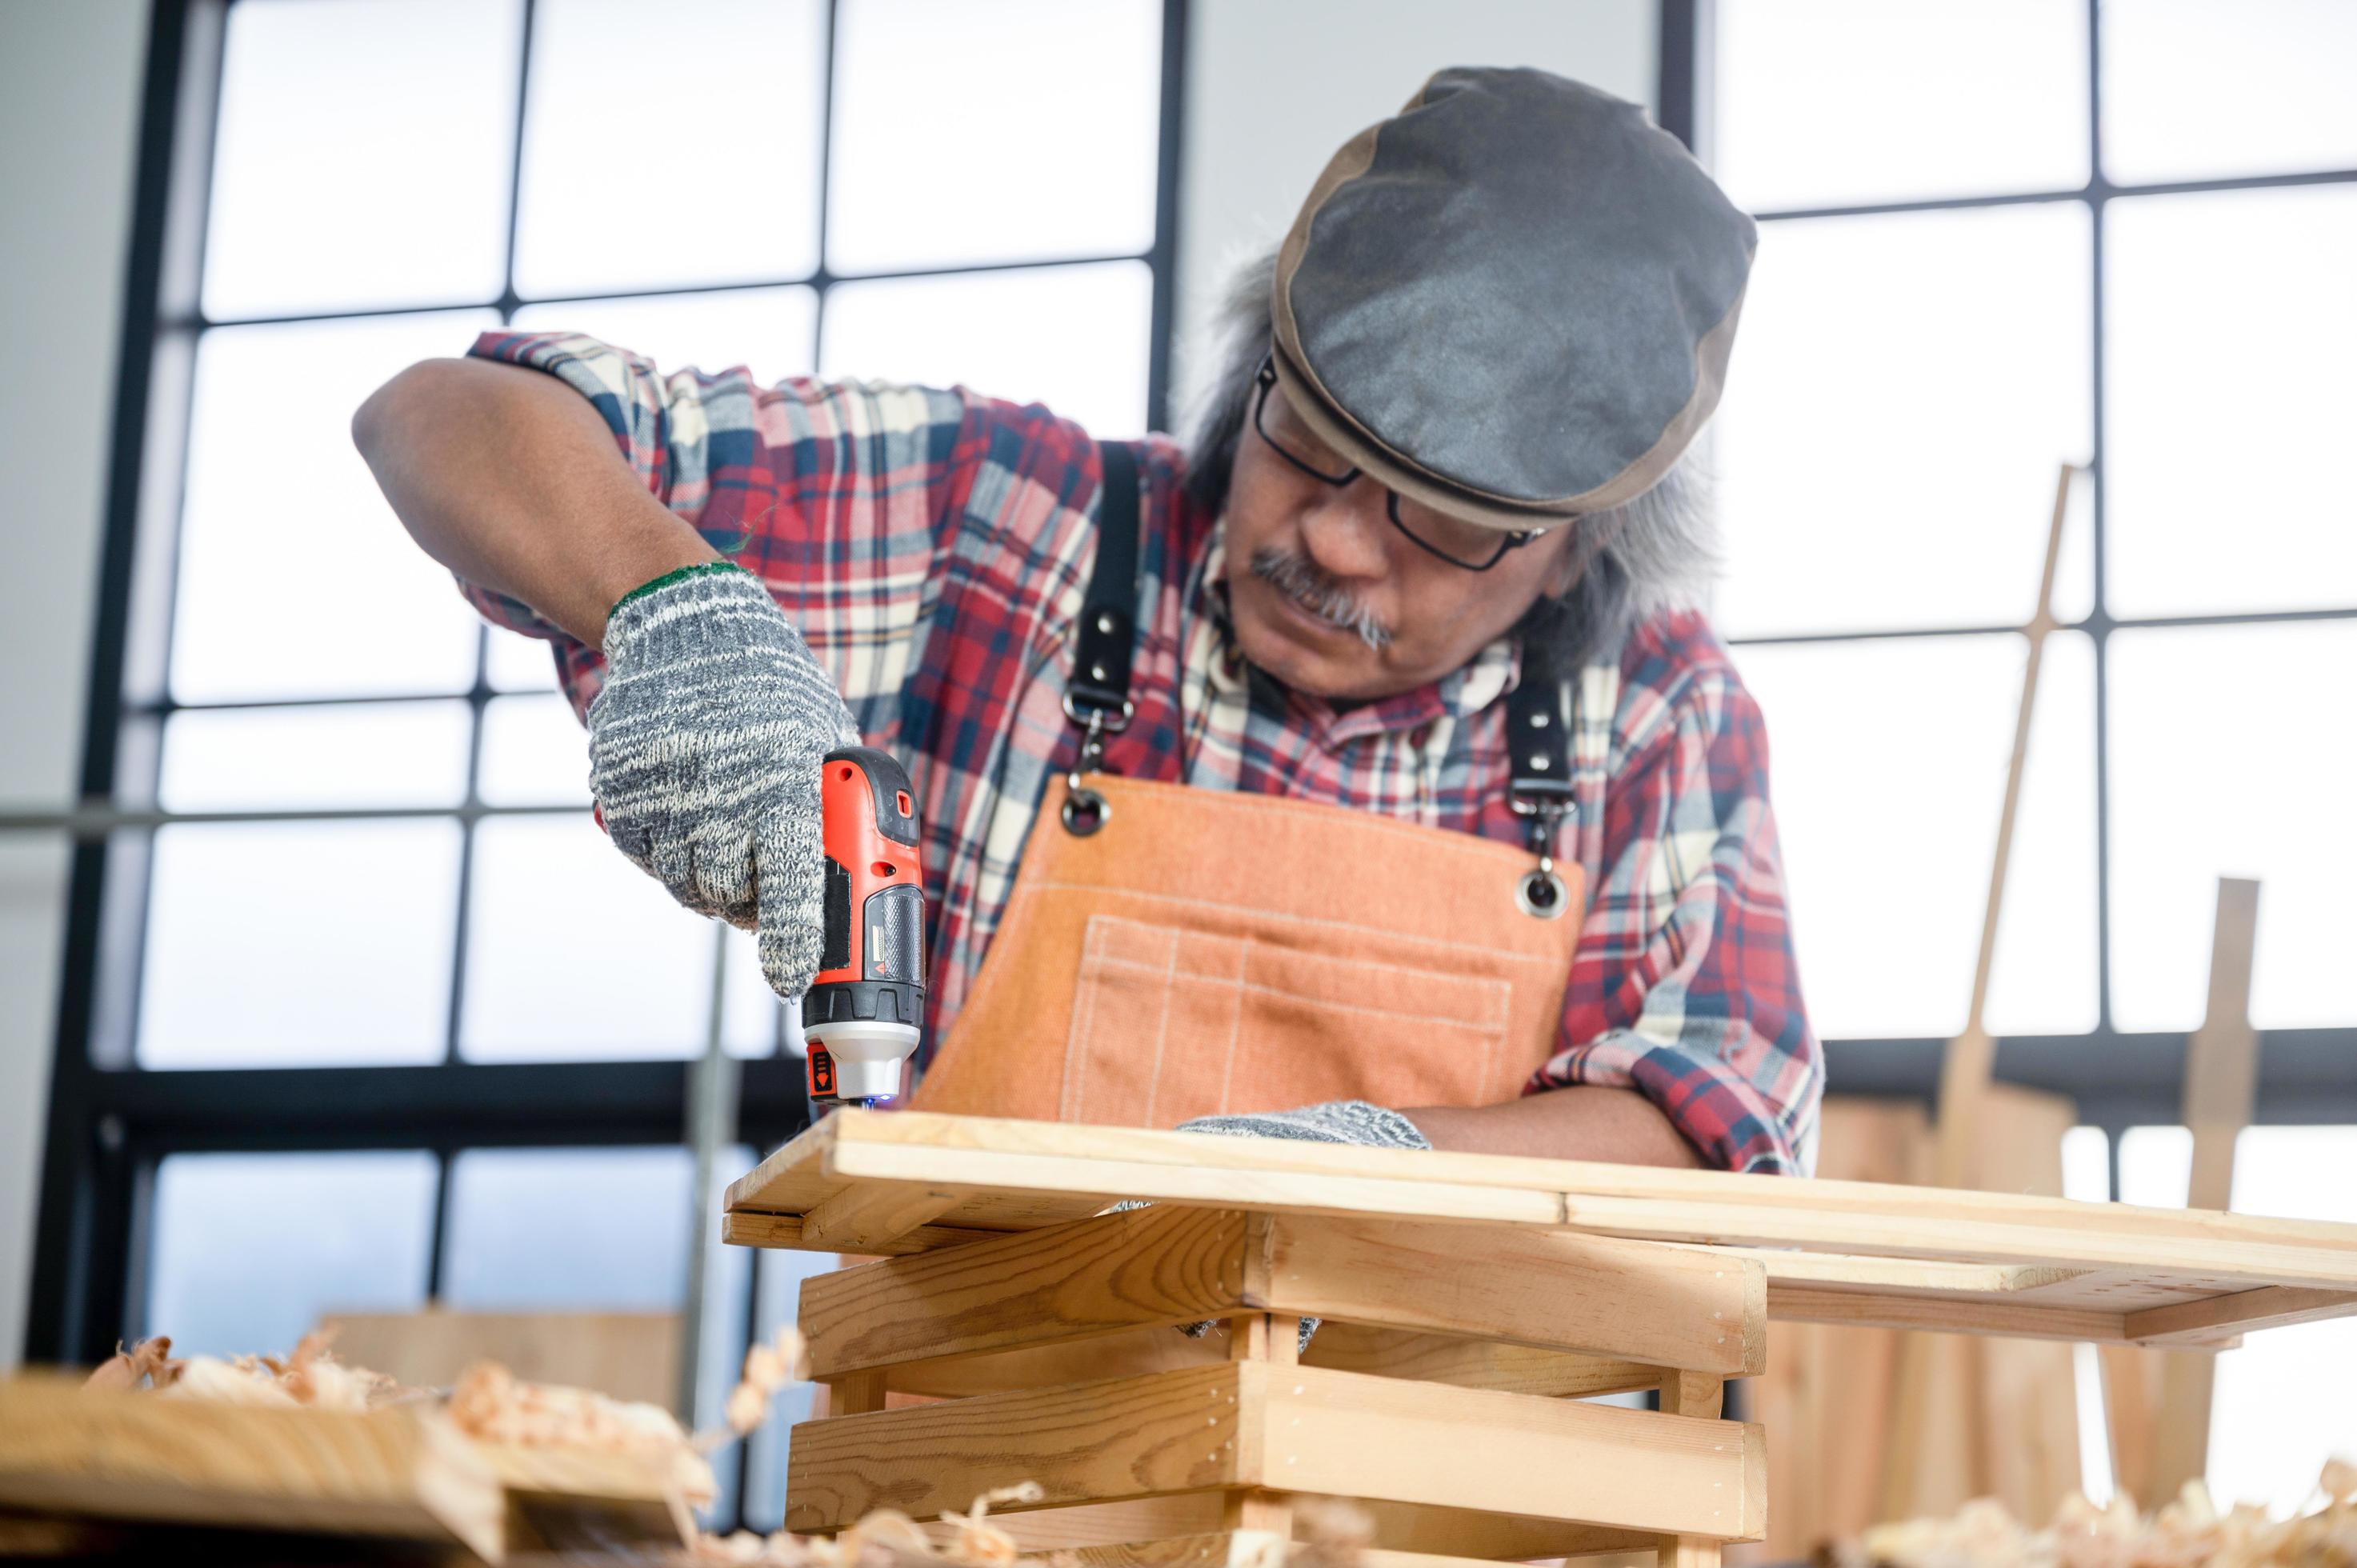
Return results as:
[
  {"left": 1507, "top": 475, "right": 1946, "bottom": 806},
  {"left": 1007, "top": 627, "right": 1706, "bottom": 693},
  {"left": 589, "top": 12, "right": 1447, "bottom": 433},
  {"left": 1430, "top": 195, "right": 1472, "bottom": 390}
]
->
[
  {"left": 1657, "top": 0, "right": 2357, "bottom": 1186},
  {"left": 21, "top": 0, "right": 1192, "bottom": 1458}
]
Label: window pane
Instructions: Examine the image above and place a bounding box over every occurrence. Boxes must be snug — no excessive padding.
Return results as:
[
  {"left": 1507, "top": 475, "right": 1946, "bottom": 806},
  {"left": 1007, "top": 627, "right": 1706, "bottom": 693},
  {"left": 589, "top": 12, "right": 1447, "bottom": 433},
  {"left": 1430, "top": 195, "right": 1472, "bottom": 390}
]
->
[
  {"left": 2208, "top": 1127, "right": 2357, "bottom": 1515},
  {"left": 202, "top": 0, "right": 520, "bottom": 318},
  {"left": 486, "top": 626, "right": 563, "bottom": 694},
  {"left": 2105, "top": 186, "right": 2357, "bottom": 617},
  {"left": 1714, "top": 206, "right": 2093, "bottom": 638},
  {"left": 2108, "top": 623, "right": 2357, "bottom": 1031},
  {"left": 510, "top": 286, "right": 818, "bottom": 386},
  {"left": 2102, "top": 0, "right": 2357, "bottom": 185},
  {"left": 478, "top": 694, "right": 590, "bottom": 807},
  {"left": 2117, "top": 1124, "right": 2191, "bottom": 1208},
  {"left": 160, "top": 702, "right": 470, "bottom": 812},
  {"left": 1732, "top": 630, "right": 2096, "bottom": 1038},
  {"left": 139, "top": 821, "right": 462, "bottom": 1067},
  {"left": 514, "top": 0, "right": 824, "bottom": 297},
  {"left": 1713, "top": 0, "right": 2087, "bottom": 212},
  {"left": 173, "top": 312, "right": 497, "bottom": 703},
  {"left": 828, "top": 0, "right": 1161, "bottom": 274},
  {"left": 821, "top": 260, "right": 1154, "bottom": 438},
  {"left": 146, "top": 1152, "right": 436, "bottom": 1356},
  {"left": 460, "top": 814, "right": 710, "bottom": 1061}
]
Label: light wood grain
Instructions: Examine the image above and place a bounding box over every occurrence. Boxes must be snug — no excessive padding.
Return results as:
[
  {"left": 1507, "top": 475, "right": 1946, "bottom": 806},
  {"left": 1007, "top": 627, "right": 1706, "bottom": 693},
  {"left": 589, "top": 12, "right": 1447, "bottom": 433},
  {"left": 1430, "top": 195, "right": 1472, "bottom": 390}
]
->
[
  {"left": 799, "top": 1206, "right": 1253, "bottom": 1379},
  {"left": 787, "top": 1361, "right": 1757, "bottom": 1540},
  {"left": 722, "top": 1209, "right": 1002, "bottom": 1255},
  {"left": 0, "top": 1374, "right": 503, "bottom": 1563},
  {"left": 798, "top": 1182, "right": 967, "bottom": 1253},
  {"left": 2150, "top": 878, "right": 2263, "bottom": 1497},
  {"left": 912, "top": 1493, "right": 1651, "bottom": 1560},
  {"left": 1271, "top": 1364, "right": 1762, "bottom": 1539},
  {"left": 1263, "top": 1214, "right": 1763, "bottom": 1374},
  {"left": 2127, "top": 1286, "right": 2355, "bottom": 1346},
  {"left": 318, "top": 1309, "right": 677, "bottom": 1413}
]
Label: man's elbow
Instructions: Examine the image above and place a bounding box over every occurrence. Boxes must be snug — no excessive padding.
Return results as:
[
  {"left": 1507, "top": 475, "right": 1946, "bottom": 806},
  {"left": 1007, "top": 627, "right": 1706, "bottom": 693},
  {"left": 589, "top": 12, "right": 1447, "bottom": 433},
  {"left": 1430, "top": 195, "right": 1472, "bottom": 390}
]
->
[{"left": 350, "top": 356, "right": 465, "bottom": 459}]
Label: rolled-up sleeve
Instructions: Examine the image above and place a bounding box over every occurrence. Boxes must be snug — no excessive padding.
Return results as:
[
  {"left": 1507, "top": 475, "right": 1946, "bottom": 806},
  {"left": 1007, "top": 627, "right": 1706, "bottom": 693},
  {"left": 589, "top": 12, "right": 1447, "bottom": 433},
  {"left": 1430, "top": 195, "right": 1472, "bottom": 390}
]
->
[{"left": 1527, "top": 662, "right": 1823, "bottom": 1175}]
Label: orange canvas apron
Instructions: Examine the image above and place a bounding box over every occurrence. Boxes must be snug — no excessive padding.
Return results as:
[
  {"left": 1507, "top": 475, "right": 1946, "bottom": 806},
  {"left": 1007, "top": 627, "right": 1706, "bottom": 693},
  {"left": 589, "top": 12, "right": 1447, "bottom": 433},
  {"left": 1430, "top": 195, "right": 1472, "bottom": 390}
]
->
[{"left": 910, "top": 442, "right": 1591, "bottom": 1128}]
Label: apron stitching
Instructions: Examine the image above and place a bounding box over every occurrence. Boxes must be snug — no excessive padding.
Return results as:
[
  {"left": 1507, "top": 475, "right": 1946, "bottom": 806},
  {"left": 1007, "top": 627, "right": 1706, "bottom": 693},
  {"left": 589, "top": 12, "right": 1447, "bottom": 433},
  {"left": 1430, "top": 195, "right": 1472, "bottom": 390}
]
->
[
  {"left": 1083, "top": 953, "right": 1512, "bottom": 1034},
  {"left": 1138, "top": 928, "right": 1183, "bottom": 1128},
  {"left": 1062, "top": 914, "right": 1113, "bottom": 1122},
  {"left": 1023, "top": 882, "right": 1568, "bottom": 967},
  {"left": 1087, "top": 914, "right": 1544, "bottom": 988},
  {"left": 1215, "top": 936, "right": 1250, "bottom": 1113}
]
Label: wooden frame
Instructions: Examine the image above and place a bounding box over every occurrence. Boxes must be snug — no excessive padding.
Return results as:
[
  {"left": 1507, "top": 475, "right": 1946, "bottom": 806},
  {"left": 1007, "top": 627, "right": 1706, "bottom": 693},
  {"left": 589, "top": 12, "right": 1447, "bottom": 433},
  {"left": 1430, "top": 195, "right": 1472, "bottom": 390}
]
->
[{"left": 724, "top": 1111, "right": 2357, "bottom": 1563}]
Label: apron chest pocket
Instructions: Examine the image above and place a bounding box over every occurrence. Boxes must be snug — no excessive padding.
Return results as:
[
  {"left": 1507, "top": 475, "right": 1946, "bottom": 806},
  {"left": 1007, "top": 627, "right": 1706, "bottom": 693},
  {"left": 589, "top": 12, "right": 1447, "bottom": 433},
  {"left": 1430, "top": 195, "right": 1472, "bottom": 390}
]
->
[{"left": 1059, "top": 913, "right": 1517, "bottom": 1128}]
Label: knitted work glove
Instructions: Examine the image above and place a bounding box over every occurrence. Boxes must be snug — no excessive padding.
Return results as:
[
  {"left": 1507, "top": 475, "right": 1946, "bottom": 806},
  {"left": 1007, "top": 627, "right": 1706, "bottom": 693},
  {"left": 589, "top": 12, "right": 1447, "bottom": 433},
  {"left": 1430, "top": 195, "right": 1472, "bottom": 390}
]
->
[
  {"left": 1172, "top": 1100, "right": 1433, "bottom": 1151},
  {"left": 1152, "top": 1101, "right": 1432, "bottom": 1352},
  {"left": 590, "top": 562, "right": 859, "bottom": 999}
]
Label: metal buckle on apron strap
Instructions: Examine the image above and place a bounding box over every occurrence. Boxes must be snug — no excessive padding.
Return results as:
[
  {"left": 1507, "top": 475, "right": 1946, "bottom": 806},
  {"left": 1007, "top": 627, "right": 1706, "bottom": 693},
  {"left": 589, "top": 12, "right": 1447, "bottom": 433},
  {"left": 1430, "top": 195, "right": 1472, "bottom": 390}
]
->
[
  {"left": 1059, "top": 687, "right": 1132, "bottom": 837},
  {"left": 1507, "top": 692, "right": 1577, "bottom": 920}
]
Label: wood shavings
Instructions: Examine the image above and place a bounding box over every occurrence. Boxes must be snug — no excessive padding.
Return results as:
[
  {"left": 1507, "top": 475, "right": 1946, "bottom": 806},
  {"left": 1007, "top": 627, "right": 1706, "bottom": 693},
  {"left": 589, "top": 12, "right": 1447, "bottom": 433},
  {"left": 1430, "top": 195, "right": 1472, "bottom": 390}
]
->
[
  {"left": 82, "top": 1335, "right": 183, "bottom": 1393},
  {"left": 1839, "top": 1459, "right": 2357, "bottom": 1568},
  {"left": 446, "top": 1359, "right": 718, "bottom": 1506},
  {"left": 715, "top": 1329, "right": 811, "bottom": 1444}
]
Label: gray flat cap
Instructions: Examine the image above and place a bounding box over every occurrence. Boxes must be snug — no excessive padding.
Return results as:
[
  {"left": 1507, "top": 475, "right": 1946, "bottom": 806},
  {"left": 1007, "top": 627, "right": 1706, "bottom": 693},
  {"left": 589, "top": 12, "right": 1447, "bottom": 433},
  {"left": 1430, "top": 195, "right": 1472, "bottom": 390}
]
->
[{"left": 1271, "top": 67, "right": 1755, "bottom": 526}]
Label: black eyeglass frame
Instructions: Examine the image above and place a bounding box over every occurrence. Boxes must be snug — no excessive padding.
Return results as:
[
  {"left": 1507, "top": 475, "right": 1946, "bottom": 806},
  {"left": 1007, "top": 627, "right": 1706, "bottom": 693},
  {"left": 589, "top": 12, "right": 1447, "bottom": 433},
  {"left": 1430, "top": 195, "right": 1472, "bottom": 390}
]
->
[{"left": 1251, "top": 354, "right": 1539, "bottom": 572}]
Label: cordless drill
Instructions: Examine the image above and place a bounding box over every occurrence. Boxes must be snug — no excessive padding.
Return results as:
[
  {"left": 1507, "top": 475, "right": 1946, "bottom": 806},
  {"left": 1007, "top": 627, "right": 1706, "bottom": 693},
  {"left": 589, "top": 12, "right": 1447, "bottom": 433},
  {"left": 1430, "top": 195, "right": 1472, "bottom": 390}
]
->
[{"left": 801, "top": 746, "right": 926, "bottom": 1109}]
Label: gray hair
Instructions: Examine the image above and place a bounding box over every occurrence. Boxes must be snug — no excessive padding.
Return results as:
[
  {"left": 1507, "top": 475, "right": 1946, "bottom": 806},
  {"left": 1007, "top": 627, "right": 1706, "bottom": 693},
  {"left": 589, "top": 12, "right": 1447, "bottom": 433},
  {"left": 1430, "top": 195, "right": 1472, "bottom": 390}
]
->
[{"left": 1181, "top": 247, "right": 1719, "bottom": 670}]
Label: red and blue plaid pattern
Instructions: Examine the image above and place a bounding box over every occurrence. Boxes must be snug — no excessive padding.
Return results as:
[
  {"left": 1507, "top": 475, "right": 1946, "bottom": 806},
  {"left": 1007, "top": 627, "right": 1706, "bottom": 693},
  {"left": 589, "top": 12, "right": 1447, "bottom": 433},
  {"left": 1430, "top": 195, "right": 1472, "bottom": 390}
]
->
[{"left": 458, "top": 330, "right": 1823, "bottom": 1174}]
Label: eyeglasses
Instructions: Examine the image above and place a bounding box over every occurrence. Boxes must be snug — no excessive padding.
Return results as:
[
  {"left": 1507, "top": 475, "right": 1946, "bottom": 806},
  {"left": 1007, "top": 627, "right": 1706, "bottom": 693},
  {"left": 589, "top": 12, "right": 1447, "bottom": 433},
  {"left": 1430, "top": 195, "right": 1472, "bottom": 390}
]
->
[{"left": 1251, "top": 354, "right": 1538, "bottom": 572}]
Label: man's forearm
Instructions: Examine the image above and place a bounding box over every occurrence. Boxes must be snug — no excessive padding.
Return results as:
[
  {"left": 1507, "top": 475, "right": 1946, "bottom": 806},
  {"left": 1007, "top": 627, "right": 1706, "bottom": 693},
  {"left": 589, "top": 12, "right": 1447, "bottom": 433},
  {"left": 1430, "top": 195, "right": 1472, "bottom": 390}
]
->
[
  {"left": 352, "top": 355, "right": 715, "bottom": 646},
  {"left": 1402, "top": 1086, "right": 1707, "bottom": 1167}
]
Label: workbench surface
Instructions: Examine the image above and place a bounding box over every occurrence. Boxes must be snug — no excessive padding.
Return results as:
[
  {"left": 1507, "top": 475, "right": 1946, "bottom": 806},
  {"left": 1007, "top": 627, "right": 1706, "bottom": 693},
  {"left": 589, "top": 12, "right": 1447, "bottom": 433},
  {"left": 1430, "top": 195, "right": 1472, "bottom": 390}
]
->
[{"left": 725, "top": 1110, "right": 2357, "bottom": 1349}]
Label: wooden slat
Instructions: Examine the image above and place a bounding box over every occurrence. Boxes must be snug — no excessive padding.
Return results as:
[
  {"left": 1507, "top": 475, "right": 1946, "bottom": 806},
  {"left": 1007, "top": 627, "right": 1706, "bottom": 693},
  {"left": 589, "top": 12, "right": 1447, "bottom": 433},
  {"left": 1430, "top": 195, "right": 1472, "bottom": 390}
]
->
[
  {"left": 0, "top": 1376, "right": 503, "bottom": 1563},
  {"left": 787, "top": 1362, "right": 1759, "bottom": 1540},
  {"left": 1263, "top": 1214, "right": 1764, "bottom": 1375},
  {"left": 2150, "top": 877, "right": 2263, "bottom": 1496},
  {"left": 914, "top": 1493, "right": 1651, "bottom": 1561},
  {"left": 1767, "top": 1282, "right": 2128, "bottom": 1343},
  {"left": 1051, "top": 1534, "right": 1612, "bottom": 1568},
  {"left": 728, "top": 1110, "right": 2357, "bottom": 1297},
  {"left": 800, "top": 1206, "right": 1253, "bottom": 1379},
  {"left": 1737, "top": 1250, "right": 2085, "bottom": 1296},
  {"left": 721, "top": 1208, "right": 1002, "bottom": 1255},
  {"left": 2127, "top": 1286, "right": 2357, "bottom": 1346},
  {"left": 1271, "top": 1365, "right": 1763, "bottom": 1541},
  {"left": 796, "top": 1182, "right": 966, "bottom": 1253}
]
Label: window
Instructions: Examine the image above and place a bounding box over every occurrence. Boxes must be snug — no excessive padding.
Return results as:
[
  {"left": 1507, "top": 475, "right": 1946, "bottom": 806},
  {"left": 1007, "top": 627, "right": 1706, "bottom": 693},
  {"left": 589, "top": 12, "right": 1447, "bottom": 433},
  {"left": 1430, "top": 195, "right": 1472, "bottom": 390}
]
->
[
  {"left": 1693, "top": 0, "right": 2356, "bottom": 1511},
  {"left": 1698, "top": 0, "right": 2357, "bottom": 1058},
  {"left": 31, "top": 0, "right": 1182, "bottom": 1530}
]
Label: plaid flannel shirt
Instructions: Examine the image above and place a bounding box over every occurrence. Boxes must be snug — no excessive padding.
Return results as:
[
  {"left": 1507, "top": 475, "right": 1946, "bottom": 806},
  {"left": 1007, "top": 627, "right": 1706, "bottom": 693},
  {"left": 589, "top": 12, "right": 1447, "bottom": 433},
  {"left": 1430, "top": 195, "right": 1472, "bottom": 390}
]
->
[{"left": 458, "top": 330, "right": 1823, "bottom": 1174}]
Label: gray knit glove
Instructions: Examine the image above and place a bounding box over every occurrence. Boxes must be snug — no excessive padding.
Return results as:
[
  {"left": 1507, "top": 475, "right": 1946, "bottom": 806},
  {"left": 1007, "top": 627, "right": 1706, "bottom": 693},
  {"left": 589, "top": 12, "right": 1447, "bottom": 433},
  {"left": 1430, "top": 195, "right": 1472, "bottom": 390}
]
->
[
  {"left": 1150, "top": 1101, "right": 1431, "bottom": 1353},
  {"left": 589, "top": 562, "right": 858, "bottom": 999},
  {"left": 1174, "top": 1100, "right": 1433, "bottom": 1151}
]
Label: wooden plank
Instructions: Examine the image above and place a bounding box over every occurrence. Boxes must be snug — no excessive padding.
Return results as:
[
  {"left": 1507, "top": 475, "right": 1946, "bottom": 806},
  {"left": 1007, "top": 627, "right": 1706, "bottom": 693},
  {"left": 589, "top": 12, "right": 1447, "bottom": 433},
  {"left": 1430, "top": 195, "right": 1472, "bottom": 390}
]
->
[
  {"left": 2149, "top": 877, "right": 2262, "bottom": 1498},
  {"left": 1272, "top": 1365, "right": 1762, "bottom": 1541},
  {"left": 318, "top": 1309, "right": 677, "bottom": 1412},
  {"left": 1263, "top": 1214, "right": 1764, "bottom": 1375},
  {"left": 799, "top": 1206, "right": 1253, "bottom": 1379},
  {"left": 884, "top": 1320, "right": 1659, "bottom": 1401},
  {"left": 916, "top": 1493, "right": 1651, "bottom": 1561},
  {"left": 785, "top": 1363, "right": 1253, "bottom": 1531},
  {"left": 796, "top": 1182, "right": 966, "bottom": 1254},
  {"left": 1739, "top": 1250, "right": 2085, "bottom": 1296},
  {"left": 787, "top": 1361, "right": 1759, "bottom": 1540},
  {"left": 728, "top": 1110, "right": 2357, "bottom": 1297},
  {"left": 0, "top": 1375, "right": 503, "bottom": 1563},
  {"left": 2127, "top": 1286, "right": 2357, "bottom": 1346},
  {"left": 721, "top": 1208, "right": 1002, "bottom": 1255},
  {"left": 1768, "top": 1283, "right": 2124, "bottom": 1343},
  {"left": 1051, "top": 1534, "right": 1622, "bottom": 1568}
]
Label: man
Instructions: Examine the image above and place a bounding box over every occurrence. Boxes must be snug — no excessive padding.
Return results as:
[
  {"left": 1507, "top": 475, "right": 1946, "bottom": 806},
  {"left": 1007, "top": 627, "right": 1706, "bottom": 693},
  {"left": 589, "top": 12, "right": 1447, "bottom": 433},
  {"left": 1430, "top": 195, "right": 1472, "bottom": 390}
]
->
[{"left": 356, "top": 68, "right": 1819, "bottom": 1174}]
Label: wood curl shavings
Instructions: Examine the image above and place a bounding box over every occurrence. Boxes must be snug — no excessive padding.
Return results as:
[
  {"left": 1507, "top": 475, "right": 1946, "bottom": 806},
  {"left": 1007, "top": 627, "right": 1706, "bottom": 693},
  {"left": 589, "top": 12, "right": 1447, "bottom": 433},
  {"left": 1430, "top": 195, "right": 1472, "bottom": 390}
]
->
[
  {"left": 714, "top": 1328, "right": 810, "bottom": 1446},
  {"left": 82, "top": 1335, "right": 184, "bottom": 1394},
  {"left": 1835, "top": 1458, "right": 2357, "bottom": 1568},
  {"left": 446, "top": 1359, "right": 718, "bottom": 1506}
]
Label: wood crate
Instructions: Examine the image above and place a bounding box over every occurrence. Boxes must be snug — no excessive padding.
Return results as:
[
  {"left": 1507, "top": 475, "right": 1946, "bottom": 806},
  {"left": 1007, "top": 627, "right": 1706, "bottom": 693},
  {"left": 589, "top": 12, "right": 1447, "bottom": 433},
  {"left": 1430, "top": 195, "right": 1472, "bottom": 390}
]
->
[{"left": 724, "top": 1111, "right": 2357, "bottom": 1566}]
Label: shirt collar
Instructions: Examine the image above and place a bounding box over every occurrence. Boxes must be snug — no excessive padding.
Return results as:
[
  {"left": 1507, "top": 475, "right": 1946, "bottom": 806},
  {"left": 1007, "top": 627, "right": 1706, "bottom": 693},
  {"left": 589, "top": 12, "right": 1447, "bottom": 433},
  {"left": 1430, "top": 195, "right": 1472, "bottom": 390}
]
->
[{"left": 1195, "top": 525, "right": 1523, "bottom": 748}]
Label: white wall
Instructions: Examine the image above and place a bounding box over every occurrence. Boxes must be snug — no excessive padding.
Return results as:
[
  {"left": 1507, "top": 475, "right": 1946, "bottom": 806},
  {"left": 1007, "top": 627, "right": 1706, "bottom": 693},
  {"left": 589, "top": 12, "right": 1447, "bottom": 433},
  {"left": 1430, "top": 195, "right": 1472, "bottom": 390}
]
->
[
  {"left": 0, "top": 0, "right": 149, "bottom": 1368},
  {"left": 1171, "top": 0, "right": 1656, "bottom": 425}
]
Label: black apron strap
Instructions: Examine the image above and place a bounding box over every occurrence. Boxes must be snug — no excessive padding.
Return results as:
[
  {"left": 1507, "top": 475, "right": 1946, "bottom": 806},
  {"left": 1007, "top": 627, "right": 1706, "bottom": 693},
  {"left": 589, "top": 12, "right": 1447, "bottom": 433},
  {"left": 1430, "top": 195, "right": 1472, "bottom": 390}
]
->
[
  {"left": 1058, "top": 441, "right": 1141, "bottom": 835},
  {"left": 1067, "top": 439, "right": 1141, "bottom": 722},
  {"left": 1505, "top": 633, "right": 1577, "bottom": 918}
]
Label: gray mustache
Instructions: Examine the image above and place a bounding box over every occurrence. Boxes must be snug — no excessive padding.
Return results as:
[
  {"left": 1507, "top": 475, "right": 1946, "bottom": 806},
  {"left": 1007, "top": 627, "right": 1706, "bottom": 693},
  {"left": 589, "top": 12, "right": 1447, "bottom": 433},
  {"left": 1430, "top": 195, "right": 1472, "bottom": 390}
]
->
[{"left": 1249, "top": 547, "right": 1394, "bottom": 650}]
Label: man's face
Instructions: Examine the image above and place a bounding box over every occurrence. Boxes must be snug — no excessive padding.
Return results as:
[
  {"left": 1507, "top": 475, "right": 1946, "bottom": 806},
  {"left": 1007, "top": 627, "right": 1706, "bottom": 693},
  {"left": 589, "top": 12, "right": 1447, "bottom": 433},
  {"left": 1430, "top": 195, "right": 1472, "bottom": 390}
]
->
[{"left": 1220, "top": 374, "right": 1579, "bottom": 703}]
